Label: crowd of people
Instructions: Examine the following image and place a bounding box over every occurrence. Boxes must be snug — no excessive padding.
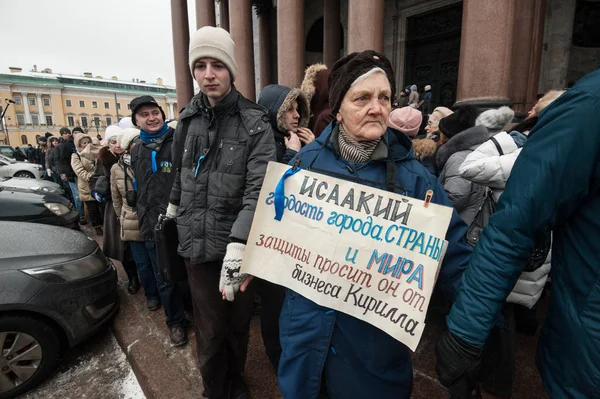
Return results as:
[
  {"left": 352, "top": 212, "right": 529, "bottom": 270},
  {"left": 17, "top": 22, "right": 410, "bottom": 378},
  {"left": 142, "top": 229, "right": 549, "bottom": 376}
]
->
[{"left": 25, "top": 26, "right": 600, "bottom": 399}]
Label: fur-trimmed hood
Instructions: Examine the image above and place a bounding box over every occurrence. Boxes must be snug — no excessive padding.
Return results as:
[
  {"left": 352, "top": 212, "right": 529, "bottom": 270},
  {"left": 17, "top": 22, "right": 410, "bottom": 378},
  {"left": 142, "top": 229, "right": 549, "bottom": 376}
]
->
[
  {"left": 73, "top": 132, "right": 92, "bottom": 151},
  {"left": 411, "top": 138, "right": 438, "bottom": 162},
  {"left": 301, "top": 63, "right": 327, "bottom": 103},
  {"left": 301, "top": 64, "right": 332, "bottom": 136},
  {"left": 436, "top": 125, "right": 491, "bottom": 168},
  {"left": 258, "top": 84, "right": 310, "bottom": 133}
]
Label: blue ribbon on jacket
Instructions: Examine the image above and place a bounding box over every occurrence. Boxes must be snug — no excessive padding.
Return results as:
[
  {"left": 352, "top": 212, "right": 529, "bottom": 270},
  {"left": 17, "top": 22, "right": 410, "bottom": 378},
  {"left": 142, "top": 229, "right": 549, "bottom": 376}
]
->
[{"left": 273, "top": 166, "right": 301, "bottom": 221}]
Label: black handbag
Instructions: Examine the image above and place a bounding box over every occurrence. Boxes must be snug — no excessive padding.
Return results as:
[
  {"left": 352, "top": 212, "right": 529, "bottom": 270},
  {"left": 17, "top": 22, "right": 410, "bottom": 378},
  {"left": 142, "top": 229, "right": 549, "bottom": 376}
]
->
[
  {"left": 153, "top": 119, "right": 190, "bottom": 284},
  {"left": 155, "top": 215, "right": 188, "bottom": 282}
]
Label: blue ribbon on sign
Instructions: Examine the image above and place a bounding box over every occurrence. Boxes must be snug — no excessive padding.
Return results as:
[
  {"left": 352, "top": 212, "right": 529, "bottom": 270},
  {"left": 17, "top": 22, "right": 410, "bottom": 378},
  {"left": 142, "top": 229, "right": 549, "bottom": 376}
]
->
[{"left": 273, "top": 166, "right": 301, "bottom": 221}]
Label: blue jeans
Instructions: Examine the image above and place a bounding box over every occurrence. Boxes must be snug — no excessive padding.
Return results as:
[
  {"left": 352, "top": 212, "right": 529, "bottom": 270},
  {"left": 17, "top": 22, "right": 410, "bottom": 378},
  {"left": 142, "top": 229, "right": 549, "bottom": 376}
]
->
[
  {"left": 145, "top": 241, "right": 186, "bottom": 328},
  {"left": 129, "top": 241, "right": 159, "bottom": 301},
  {"left": 68, "top": 180, "right": 84, "bottom": 218}
]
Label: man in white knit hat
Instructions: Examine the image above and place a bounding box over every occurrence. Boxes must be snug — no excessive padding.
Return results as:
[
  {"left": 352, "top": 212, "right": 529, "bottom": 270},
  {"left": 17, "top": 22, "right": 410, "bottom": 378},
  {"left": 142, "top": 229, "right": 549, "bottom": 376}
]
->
[{"left": 166, "top": 26, "right": 276, "bottom": 399}]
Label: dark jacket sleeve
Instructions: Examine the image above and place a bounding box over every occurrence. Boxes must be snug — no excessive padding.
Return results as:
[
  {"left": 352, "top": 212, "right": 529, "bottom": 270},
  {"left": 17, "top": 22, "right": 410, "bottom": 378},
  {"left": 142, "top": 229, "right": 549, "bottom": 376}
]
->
[
  {"left": 229, "top": 124, "right": 277, "bottom": 243},
  {"left": 281, "top": 149, "right": 298, "bottom": 165},
  {"left": 447, "top": 87, "right": 600, "bottom": 346},
  {"left": 56, "top": 142, "right": 74, "bottom": 176},
  {"left": 88, "top": 160, "right": 103, "bottom": 193}
]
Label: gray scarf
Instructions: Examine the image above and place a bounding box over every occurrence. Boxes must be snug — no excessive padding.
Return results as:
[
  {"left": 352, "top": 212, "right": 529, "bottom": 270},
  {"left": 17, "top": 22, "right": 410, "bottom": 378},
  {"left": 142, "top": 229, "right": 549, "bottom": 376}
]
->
[{"left": 337, "top": 124, "right": 381, "bottom": 163}]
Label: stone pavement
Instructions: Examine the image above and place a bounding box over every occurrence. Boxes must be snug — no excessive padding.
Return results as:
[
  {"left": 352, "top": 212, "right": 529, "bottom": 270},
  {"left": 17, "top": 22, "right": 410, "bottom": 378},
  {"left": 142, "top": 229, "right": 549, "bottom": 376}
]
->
[{"left": 92, "top": 227, "right": 549, "bottom": 399}]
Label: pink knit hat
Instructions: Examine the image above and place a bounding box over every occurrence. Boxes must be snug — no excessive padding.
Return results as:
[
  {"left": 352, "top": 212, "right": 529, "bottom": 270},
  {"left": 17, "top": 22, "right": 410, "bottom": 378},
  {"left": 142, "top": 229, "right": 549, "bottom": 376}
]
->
[{"left": 388, "top": 107, "right": 423, "bottom": 137}]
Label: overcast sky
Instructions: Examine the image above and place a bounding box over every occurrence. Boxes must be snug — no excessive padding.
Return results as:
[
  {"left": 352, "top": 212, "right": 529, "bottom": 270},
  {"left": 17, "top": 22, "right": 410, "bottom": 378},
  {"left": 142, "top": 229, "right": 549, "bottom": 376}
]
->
[{"left": 0, "top": 0, "right": 203, "bottom": 87}]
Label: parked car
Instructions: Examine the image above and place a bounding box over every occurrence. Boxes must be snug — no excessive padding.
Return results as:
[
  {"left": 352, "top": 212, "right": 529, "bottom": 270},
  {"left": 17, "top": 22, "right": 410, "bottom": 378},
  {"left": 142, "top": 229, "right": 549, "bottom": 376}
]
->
[
  {"left": 0, "top": 221, "right": 118, "bottom": 398},
  {"left": 0, "top": 186, "right": 78, "bottom": 229},
  {"left": 0, "top": 145, "right": 27, "bottom": 161},
  {"left": 0, "top": 177, "right": 65, "bottom": 196},
  {"left": 0, "top": 154, "right": 43, "bottom": 179}
]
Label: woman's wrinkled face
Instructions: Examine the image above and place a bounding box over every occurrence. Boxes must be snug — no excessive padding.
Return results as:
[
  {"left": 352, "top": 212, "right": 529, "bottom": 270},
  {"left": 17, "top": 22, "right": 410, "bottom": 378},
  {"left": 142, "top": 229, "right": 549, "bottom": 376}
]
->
[
  {"left": 109, "top": 137, "right": 124, "bottom": 154},
  {"left": 425, "top": 114, "right": 440, "bottom": 135},
  {"left": 336, "top": 72, "right": 391, "bottom": 141}
]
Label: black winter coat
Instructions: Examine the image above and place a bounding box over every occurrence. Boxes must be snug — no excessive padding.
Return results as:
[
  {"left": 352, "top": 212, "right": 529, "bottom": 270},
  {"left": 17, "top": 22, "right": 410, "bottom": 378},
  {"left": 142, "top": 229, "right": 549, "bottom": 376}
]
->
[
  {"left": 55, "top": 139, "right": 76, "bottom": 178},
  {"left": 131, "top": 127, "right": 176, "bottom": 241},
  {"left": 93, "top": 147, "right": 124, "bottom": 260},
  {"left": 170, "top": 87, "right": 277, "bottom": 264}
]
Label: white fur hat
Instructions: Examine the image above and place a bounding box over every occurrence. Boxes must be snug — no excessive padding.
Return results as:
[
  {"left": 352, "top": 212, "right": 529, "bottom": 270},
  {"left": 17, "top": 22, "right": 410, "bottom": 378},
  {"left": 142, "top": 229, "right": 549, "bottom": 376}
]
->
[
  {"left": 118, "top": 128, "right": 141, "bottom": 151},
  {"left": 424, "top": 85, "right": 431, "bottom": 91},
  {"left": 475, "top": 106, "right": 515, "bottom": 132},
  {"left": 188, "top": 26, "right": 237, "bottom": 81},
  {"left": 105, "top": 125, "right": 123, "bottom": 142},
  {"left": 118, "top": 117, "right": 134, "bottom": 129}
]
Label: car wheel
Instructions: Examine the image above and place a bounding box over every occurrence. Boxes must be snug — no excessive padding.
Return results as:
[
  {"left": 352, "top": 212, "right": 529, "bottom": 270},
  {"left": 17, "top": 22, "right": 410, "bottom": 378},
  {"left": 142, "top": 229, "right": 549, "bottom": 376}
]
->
[
  {"left": 13, "top": 171, "right": 34, "bottom": 179},
  {"left": 0, "top": 315, "right": 60, "bottom": 399}
]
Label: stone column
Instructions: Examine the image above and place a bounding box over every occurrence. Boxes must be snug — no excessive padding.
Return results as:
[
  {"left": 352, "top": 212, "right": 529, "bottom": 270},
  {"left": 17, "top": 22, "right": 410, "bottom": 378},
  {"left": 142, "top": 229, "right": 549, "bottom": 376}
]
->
[
  {"left": 324, "top": 0, "right": 341, "bottom": 68},
  {"left": 196, "top": 0, "right": 216, "bottom": 28},
  {"left": 171, "top": 0, "right": 195, "bottom": 110},
  {"left": 455, "top": 0, "right": 516, "bottom": 106},
  {"left": 258, "top": 11, "right": 272, "bottom": 89},
  {"left": 277, "top": 0, "right": 304, "bottom": 87},
  {"left": 219, "top": 0, "right": 230, "bottom": 31},
  {"left": 36, "top": 93, "right": 46, "bottom": 125},
  {"left": 168, "top": 102, "right": 175, "bottom": 119},
  {"left": 347, "top": 0, "right": 384, "bottom": 53},
  {"left": 21, "top": 92, "right": 32, "bottom": 124},
  {"left": 509, "top": 0, "right": 547, "bottom": 116},
  {"left": 538, "top": 0, "right": 576, "bottom": 93},
  {"left": 229, "top": 0, "right": 256, "bottom": 100}
]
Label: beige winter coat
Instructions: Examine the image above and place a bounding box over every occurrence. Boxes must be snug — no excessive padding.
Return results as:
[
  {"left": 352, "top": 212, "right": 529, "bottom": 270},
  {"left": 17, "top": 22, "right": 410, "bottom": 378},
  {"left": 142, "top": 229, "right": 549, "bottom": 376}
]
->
[
  {"left": 71, "top": 134, "right": 94, "bottom": 202},
  {"left": 110, "top": 158, "right": 142, "bottom": 242}
]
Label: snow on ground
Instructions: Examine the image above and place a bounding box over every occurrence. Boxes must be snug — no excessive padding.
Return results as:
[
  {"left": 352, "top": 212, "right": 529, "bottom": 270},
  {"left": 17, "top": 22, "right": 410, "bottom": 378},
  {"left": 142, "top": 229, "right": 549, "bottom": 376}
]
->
[{"left": 22, "top": 328, "right": 145, "bottom": 399}]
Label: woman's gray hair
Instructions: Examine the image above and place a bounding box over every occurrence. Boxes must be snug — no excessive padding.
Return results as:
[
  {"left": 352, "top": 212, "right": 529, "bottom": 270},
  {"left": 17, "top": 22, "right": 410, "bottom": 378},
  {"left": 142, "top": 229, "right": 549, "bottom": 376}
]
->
[{"left": 350, "top": 67, "right": 387, "bottom": 87}]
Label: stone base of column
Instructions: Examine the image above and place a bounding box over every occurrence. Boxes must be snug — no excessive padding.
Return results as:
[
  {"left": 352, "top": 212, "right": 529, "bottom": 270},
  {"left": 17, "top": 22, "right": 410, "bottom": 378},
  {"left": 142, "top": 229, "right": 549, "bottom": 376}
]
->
[{"left": 453, "top": 99, "right": 512, "bottom": 110}]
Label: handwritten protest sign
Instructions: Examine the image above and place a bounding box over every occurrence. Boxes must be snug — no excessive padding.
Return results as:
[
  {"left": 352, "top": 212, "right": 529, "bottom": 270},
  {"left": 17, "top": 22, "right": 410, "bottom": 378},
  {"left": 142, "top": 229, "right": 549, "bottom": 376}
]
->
[{"left": 241, "top": 162, "right": 453, "bottom": 351}]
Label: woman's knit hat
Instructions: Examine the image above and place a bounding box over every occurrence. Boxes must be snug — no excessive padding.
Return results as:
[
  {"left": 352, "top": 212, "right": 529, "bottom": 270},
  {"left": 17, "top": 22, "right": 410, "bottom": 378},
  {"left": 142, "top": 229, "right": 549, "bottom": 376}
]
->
[
  {"left": 188, "top": 26, "right": 238, "bottom": 81},
  {"left": 105, "top": 125, "right": 123, "bottom": 143},
  {"left": 329, "top": 50, "right": 395, "bottom": 116},
  {"left": 118, "top": 128, "right": 141, "bottom": 151},
  {"left": 438, "top": 105, "right": 480, "bottom": 138},
  {"left": 431, "top": 106, "right": 454, "bottom": 121},
  {"left": 475, "top": 106, "right": 515, "bottom": 133},
  {"left": 388, "top": 107, "right": 423, "bottom": 137}
]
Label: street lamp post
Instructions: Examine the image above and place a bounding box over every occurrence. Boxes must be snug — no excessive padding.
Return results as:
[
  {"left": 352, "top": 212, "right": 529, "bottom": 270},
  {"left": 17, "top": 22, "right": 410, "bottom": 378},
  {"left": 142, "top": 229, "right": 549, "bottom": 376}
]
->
[
  {"left": 87, "top": 117, "right": 105, "bottom": 140},
  {"left": 0, "top": 99, "right": 15, "bottom": 145}
]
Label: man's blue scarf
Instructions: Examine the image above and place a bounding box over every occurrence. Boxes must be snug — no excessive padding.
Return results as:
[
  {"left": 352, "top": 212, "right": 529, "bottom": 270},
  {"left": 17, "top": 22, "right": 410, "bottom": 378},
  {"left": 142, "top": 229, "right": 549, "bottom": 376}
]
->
[{"left": 140, "top": 123, "right": 169, "bottom": 144}]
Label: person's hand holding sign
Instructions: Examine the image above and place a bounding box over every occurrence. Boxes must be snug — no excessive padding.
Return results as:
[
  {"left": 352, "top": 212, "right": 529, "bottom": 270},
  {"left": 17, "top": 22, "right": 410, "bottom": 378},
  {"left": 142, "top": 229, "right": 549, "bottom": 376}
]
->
[{"left": 219, "top": 242, "right": 254, "bottom": 301}]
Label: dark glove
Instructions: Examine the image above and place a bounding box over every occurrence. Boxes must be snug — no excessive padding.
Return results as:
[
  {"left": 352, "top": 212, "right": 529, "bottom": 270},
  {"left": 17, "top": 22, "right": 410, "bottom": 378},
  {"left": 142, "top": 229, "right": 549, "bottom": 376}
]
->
[
  {"left": 435, "top": 331, "right": 484, "bottom": 399},
  {"left": 92, "top": 191, "right": 106, "bottom": 203}
]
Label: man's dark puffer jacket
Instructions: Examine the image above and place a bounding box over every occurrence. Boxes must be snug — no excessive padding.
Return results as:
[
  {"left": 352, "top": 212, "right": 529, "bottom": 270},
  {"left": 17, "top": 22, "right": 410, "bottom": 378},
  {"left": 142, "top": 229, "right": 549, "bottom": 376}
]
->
[{"left": 170, "top": 86, "right": 277, "bottom": 264}]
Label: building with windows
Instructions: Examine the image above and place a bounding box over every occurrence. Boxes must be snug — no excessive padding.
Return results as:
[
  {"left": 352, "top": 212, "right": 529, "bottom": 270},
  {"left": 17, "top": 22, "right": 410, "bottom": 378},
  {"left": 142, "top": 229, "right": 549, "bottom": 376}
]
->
[{"left": 0, "top": 68, "right": 178, "bottom": 145}]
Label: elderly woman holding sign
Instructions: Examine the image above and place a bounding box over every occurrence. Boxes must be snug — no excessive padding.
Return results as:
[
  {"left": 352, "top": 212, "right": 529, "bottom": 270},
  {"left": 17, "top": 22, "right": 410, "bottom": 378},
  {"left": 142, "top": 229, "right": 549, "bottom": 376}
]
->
[{"left": 277, "top": 51, "right": 472, "bottom": 398}]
